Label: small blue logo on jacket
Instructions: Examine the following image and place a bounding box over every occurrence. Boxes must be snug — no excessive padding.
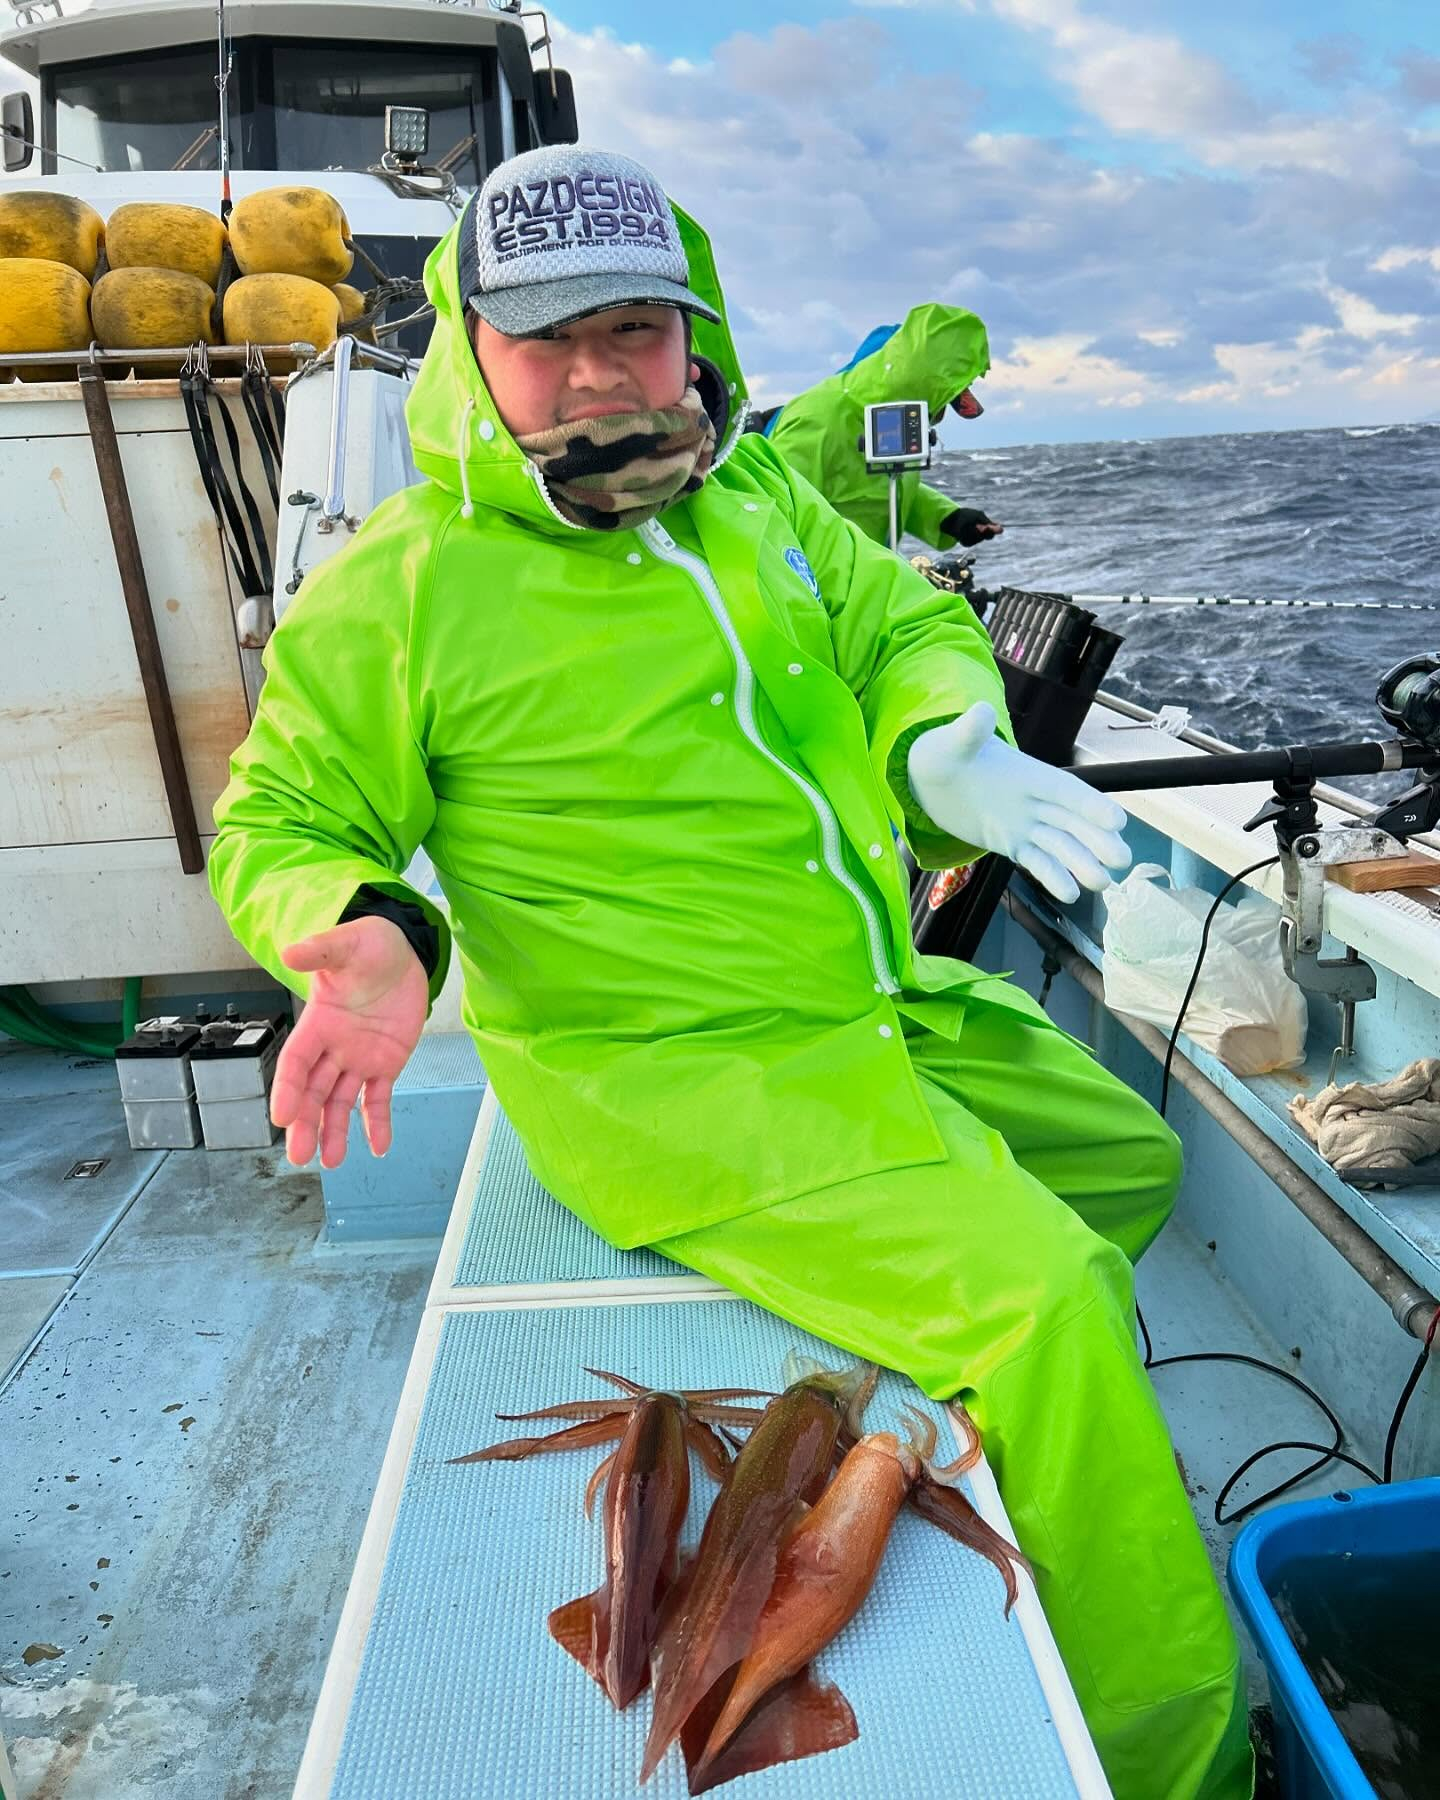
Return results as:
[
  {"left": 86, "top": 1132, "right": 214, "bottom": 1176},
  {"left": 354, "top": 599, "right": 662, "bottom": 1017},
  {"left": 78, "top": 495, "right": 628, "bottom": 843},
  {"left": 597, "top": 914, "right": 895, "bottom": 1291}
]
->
[{"left": 784, "top": 547, "right": 821, "bottom": 599}]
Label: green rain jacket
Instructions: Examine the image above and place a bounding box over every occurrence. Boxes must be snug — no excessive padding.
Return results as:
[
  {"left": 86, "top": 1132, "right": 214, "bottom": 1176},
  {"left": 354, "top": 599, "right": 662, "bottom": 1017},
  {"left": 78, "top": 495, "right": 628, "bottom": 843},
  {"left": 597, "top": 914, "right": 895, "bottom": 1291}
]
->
[
  {"left": 210, "top": 214, "right": 1039, "bottom": 1249},
  {"left": 767, "top": 304, "right": 989, "bottom": 551}
]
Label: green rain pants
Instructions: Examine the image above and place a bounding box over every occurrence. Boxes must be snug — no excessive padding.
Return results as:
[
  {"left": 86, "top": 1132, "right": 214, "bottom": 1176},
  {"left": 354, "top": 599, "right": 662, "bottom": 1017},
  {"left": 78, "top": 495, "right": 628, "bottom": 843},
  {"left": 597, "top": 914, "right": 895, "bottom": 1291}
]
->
[{"left": 654, "top": 996, "right": 1254, "bottom": 1800}]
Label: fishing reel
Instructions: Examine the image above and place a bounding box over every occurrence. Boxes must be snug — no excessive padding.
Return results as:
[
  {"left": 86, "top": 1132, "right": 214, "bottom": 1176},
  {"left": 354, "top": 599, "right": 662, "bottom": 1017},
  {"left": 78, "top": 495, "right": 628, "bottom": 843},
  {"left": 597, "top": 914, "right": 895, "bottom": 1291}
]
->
[
  {"left": 911, "top": 550, "right": 975, "bottom": 595},
  {"left": 1377, "top": 653, "right": 1440, "bottom": 753},
  {"left": 1368, "top": 655, "right": 1440, "bottom": 843}
]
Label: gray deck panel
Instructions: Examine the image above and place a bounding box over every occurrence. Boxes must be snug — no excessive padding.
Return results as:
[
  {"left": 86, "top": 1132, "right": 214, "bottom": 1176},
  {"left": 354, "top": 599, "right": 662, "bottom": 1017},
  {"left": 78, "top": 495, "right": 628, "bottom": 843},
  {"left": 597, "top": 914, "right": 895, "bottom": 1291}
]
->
[
  {"left": 0, "top": 1093, "right": 164, "bottom": 1278},
  {"left": 0, "top": 1276, "right": 70, "bottom": 1383},
  {"left": 452, "top": 1109, "right": 681, "bottom": 1288},
  {"left": 330, "top": 1302, "right": 1077, "bottom": 1800},
  {"left": 0, "top": 1102, "right": 434, "bottom": 1800}
]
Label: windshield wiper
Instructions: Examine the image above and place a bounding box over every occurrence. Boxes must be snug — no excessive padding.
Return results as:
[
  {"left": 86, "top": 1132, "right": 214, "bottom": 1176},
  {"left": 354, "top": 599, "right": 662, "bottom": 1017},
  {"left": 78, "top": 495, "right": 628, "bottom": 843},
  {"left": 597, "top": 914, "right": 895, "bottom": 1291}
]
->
[{"left": 171, "top": 124, "right": 218, "bottom": 171}]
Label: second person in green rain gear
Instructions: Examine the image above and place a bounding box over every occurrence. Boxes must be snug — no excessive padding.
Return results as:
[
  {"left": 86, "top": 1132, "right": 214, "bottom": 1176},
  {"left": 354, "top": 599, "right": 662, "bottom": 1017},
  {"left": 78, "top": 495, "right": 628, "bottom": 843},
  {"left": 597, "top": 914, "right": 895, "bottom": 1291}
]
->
[
  {"left": 763, "top": 303, "right": 1003, "bottom": 551},
  {"left": 208, "top": 145, "right": 1252, "bottom": 1800}
]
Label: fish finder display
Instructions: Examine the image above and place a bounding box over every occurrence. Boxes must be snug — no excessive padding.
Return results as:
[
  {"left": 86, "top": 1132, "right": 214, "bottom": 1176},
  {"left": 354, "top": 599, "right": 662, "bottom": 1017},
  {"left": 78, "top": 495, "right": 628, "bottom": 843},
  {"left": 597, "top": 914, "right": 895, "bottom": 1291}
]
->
[
  {"left": 875, "top": 410, "right": 905, "bottom": 458},
  {"left": 863, "top": 401, "right": 929, "bottom": 465}
]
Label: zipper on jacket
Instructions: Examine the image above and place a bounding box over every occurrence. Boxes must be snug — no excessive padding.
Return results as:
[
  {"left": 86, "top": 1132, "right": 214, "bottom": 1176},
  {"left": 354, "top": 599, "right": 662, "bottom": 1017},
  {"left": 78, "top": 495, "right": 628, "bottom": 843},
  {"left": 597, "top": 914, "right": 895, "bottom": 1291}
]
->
[{"left": 640, "top": 519, "right": 900, "bottom": 997}]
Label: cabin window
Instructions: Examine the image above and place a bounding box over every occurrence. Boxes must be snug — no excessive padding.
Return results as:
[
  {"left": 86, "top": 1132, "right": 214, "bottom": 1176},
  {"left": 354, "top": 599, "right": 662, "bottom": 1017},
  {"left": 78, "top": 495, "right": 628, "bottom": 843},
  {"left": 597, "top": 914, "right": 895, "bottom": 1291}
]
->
[
  {"left": 46, "top": 39, "right": 503, "bottom": 179},
  {"left": 51, "top": 45, "right": 238, "bottom": 173},
  {"left": 257, "top": 42, "right": 499, "bottom": 182}
]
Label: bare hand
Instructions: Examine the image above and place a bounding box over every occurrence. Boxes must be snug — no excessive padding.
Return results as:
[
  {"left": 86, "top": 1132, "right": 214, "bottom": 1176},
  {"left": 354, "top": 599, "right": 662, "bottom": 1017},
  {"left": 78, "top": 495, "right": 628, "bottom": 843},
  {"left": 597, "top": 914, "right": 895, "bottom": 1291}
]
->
[{"left": 272, "top": 917, "right": 429, "bottom": 1168}]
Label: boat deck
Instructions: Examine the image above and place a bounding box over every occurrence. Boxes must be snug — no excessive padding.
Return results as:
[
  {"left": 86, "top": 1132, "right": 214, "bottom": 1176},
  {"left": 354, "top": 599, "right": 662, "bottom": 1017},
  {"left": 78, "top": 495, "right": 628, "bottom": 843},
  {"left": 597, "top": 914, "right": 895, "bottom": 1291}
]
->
[{"left": 0, "top": 1030, "right": 1364, "bottom": 1795}]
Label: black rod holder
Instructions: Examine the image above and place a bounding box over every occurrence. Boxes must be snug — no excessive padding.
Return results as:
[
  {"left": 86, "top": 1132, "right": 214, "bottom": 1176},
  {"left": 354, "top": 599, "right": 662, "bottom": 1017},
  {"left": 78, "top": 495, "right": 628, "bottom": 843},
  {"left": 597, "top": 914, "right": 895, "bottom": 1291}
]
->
[{"left": 1074, "top": 737, "right": 1435, "bottom": 794}]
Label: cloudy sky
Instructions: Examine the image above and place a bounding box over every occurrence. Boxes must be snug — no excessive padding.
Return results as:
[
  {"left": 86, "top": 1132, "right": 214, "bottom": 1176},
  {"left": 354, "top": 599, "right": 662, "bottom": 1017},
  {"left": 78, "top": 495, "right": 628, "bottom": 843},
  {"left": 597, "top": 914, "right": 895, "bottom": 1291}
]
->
[
  {"left": 5, "top": 1, "right": 1436, "bottom": 445},
  {"left": 550, "top": 0, "right": 1440, "bottom": 445}
]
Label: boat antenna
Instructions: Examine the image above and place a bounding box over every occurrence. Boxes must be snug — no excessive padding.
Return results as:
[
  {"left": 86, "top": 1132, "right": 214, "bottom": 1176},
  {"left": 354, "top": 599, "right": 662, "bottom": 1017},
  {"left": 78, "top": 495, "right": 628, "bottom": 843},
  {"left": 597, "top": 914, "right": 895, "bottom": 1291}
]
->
[{"left": 215, "top": 0, "right": 233, "bottom": 220}]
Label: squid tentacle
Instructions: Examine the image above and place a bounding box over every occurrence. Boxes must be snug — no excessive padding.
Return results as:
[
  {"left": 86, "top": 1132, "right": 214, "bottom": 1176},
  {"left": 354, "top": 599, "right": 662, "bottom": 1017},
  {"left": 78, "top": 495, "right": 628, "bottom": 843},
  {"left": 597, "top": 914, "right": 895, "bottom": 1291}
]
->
[
  {"left": 583, "top": 1448, "right": 619, "bottom": 1519},
  {"left": 448, "top": 1413, "right": 630, "bottom": 1465},
  {"left": 683, "top": 1416, "right": 736, "bottom": 1486},
  {"left": 932, "top": 1400, "right": 982, "bottom": 1476},
  {"left": 583, "top": 1367, "right": 776, "bottom": 1405},
  {"left": 494, "top": 1396, "right": 636, "bottom": 1423}
]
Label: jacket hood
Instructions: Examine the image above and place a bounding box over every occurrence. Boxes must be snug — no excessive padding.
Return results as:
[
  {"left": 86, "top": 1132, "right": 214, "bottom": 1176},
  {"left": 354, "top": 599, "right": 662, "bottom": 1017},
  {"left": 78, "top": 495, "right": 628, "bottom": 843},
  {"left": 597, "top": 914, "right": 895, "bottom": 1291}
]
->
[
  {"left": 405, "top": 196, "right": 750, "bottom": 530},
  {"left": 839, "top": 303, "right": 989, "bottom": 416}
]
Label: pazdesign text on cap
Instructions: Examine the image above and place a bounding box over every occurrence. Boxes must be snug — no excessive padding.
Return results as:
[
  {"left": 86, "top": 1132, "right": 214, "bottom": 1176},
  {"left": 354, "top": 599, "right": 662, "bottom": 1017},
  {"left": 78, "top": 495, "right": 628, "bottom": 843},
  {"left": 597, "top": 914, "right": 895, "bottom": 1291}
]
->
[{"left": 487, "top": 169, "right": 675, "bottom": 265}]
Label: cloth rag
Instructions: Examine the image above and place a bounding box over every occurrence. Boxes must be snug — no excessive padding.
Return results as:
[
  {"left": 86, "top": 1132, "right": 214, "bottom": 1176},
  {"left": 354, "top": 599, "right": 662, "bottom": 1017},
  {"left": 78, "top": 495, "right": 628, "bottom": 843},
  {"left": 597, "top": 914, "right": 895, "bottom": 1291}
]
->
[{"left": 1288, "top": 1057, "right": 1440, "bottom": 1172}]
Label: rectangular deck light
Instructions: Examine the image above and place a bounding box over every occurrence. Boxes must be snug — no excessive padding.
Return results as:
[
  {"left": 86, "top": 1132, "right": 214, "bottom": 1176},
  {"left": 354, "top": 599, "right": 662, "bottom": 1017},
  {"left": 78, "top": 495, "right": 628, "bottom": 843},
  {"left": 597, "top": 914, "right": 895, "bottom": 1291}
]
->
[{"left": 385, "top": 105, "right": 430, "bottom": 166}]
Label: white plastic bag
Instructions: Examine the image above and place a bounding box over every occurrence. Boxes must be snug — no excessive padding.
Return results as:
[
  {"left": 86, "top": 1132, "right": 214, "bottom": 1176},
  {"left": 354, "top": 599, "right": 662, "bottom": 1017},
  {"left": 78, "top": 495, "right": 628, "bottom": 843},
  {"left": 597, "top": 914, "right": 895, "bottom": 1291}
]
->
[{"left": 1101, "top": 864, "right": 1307, "bottom": 1075}]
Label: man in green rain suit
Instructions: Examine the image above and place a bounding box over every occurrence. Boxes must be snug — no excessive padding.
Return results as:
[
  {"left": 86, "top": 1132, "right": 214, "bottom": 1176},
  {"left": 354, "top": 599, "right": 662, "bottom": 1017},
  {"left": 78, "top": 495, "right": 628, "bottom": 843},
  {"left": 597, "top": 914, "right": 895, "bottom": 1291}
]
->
[
  {"left": 209, "top": 145, "right": 1251, "bottom": 1799},
  {"left": 764, "top": 305, "right": 1003, "bottom": 551}
]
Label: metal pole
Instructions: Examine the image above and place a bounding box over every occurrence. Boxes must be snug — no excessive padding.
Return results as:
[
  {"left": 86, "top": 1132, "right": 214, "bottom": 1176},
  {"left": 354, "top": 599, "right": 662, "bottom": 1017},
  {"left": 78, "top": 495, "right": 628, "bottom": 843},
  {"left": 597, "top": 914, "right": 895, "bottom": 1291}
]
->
[
  {"left": 319, "top": 333, "right": 355, "bottom": 529},
  {"left": 79, "top": 373, "right": 204, "bottom": 876},
  {"left": 0, "top": 343, "right": 316, "bottom": 369},
  {"left": 888, "top": 468, "right": 899, "bottom": 554}
]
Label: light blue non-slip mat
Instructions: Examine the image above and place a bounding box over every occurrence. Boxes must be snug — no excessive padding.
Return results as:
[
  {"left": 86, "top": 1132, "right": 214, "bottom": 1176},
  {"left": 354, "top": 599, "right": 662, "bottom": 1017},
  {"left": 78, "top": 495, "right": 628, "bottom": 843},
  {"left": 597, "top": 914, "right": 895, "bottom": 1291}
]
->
[
  {"left": 328, "top": 1299, "right": 1083, "bottom": 1799},
  {"left": 451, "top": 1108, "right": 684, "bottom": 1288}
]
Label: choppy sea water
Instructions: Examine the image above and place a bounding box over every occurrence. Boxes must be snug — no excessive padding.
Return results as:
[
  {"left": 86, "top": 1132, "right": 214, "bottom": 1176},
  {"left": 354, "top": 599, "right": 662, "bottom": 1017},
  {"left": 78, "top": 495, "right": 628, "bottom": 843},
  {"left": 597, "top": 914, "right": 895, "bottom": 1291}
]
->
[{"left": 919, "top": 422, "right": 1440, "bottom": 801}]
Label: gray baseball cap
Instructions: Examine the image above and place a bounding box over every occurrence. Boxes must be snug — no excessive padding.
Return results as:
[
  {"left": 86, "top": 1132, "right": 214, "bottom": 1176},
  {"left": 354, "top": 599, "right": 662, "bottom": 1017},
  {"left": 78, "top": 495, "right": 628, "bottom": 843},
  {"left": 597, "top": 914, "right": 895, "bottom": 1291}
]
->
[{"left": 458, "top": 145, "right": 721, "bottom": 337}]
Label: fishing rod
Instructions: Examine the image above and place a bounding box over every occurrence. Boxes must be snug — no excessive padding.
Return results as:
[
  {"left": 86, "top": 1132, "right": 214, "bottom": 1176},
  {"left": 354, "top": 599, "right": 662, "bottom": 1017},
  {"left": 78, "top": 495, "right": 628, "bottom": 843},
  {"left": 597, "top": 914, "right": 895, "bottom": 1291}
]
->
[
  {"left": 1072, "top": 593, "right": 1440, "bottom": 613},
  {"left": 1065, "top": 655, "right": 1440, "bottom": 1131},
  {"left": 215, "top": 0, "right": 233, "bottom": 221},
  {"left": 916, "top": 554, "right": 1440, "bottom": 613},
  {"left": 1078, "top": 654, "right": 1440, "bottom": 808}
]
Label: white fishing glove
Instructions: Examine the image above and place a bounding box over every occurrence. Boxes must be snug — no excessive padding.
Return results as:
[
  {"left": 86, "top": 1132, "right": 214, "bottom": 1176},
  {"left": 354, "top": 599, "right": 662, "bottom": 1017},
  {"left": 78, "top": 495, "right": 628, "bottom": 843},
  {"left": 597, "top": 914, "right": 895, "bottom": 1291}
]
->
[{"left": 907, "top": 702, "right": 1131, "bottom": 905}]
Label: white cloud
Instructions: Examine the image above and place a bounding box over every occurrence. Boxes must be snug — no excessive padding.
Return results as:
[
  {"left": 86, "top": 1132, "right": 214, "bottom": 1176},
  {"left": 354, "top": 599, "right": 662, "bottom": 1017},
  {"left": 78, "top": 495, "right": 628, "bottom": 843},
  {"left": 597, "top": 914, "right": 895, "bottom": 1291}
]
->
[
  {"left": 1323, "top": 285, "right": 1422, "bottom": 340},
  {"left": 992, "top": 333, "right": 1155, "bottom": 408},
  {"left": 982, "top": 0, "right": 1387, "bottom": 176},
  {"left": 990, "top": 0, "right": 1251, "bottom": 143},
  {"left": 1371, "top": 246, "right": 1440, "bottom": 274},
  {"left": 548, "top": 12, "right": 1439, "bottom": 441},
  {"left": 738, "top": 298, "right": 856, "bottom": 355},
  {"left": 1177, "top": 332, "right": 1440, "bottom": 417},
  {"left": 1373, "top": 352, "right": 1440, "bottom": 389}
]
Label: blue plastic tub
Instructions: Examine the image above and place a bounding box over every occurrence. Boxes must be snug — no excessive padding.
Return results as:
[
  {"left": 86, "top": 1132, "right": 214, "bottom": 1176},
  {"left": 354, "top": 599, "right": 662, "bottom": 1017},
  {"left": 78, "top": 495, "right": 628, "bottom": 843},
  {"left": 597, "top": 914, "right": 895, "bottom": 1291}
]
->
[{"left": 1228, "top": 1477, "right": 1440, "bottom": 1800}]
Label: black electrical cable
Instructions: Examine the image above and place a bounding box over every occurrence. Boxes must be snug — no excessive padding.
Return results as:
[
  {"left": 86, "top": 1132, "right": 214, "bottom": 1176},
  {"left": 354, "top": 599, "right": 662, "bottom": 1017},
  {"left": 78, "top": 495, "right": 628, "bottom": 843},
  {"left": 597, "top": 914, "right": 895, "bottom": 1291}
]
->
[
  {"left": 1137, "top": 852, "right": 1398, "bottom": 1520},
  {"left": 1158, "top": 855, "right": 1281, "bottom": 1118},
  {"left": 1034, "top": 851, "right": 1433, "bottom": 1510},
  {"left": 1382, "top": 1305, "right": 1440, "bottom": 1483},
  {"left": 1138, "top": 1316, "right": 1383, "bottom": 1524}
]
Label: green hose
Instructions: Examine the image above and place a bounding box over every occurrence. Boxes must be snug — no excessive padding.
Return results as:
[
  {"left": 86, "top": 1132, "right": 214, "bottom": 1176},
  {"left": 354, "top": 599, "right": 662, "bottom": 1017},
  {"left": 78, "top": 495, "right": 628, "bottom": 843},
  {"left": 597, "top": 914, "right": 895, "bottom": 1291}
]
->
[{"left": 0, "top": 975, "right": 144, "bottom": 1060}]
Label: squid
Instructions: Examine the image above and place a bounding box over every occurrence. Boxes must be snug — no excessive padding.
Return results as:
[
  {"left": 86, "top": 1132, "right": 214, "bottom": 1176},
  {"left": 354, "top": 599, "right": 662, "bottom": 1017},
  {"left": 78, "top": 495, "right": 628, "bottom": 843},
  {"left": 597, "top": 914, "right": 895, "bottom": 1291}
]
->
[
  {"left": 447, "top": 1368, "right": 771, "bottom": 1711},
  {"left": 640, "top": 1357, "right": 878, "bottom": 1783},
  {"left": 684, "top": 1410, "right": 946, "bottom": 1792},
  {"left": 838, "top": 1398, "right": 1031, "bottom": 1615}
]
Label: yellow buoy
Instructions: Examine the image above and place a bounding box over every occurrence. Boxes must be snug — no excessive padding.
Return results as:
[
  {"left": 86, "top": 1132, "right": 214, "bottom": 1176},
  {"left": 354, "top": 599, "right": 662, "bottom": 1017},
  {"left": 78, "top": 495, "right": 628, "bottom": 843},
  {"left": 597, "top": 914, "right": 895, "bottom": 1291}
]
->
[
  {"left": 229, "top": 187, "right": 353, "bottom": 285},
  {"left": 332, "top": 281, "right": 377, "bottom": 346},
  {"left": 222, "top": 272, "right": 340, "bottom": 371},
  {"left": 105, "top": 203, "right": 228, "bottom": 289},
  {"left": 0, "top": 256, "right": 92, "bottom": 380},
  {"left": 333, "top": 282, "right": 366, "bottom": 325},
  {"left": 91, "top": 267, "right": 218, "bottom": 371},
  {"left": 0, "top": 192, "right": 105, "bottom": 279}
]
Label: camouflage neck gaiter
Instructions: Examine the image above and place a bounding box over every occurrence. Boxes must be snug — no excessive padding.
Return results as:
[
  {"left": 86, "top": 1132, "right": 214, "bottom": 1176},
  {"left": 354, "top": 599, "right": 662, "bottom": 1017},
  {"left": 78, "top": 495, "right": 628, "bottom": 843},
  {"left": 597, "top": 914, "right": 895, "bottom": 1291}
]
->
[{"left": 515, "top": 385, "right": 717, "bottom": 531}]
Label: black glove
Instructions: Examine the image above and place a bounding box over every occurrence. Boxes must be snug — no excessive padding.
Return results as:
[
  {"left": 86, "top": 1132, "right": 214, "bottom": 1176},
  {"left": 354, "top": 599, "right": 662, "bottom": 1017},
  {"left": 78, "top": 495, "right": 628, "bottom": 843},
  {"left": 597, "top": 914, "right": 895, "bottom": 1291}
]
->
[
  {"left": 339, "top": 884, "right": 441, "bottom": 979},
  {"left": 941, "top": 507, "right": 1002, "bottom": 548}
]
